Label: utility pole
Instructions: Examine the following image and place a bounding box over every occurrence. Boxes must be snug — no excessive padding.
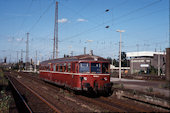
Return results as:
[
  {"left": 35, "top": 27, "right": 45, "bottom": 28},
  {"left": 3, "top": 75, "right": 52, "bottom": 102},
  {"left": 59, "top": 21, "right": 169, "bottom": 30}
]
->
[
  {"left": 53, "top": 1, "right": 58, "bottom": 59},
  {"left": 84, "top": 47, "right": 86, "bottom": 55},
  {"left": 26, "top": 32, "right": 29, "bottom": 70},
  {"left": 16, "top": 51, "right": 19, "bottom": 63},
  {"left": 34, "top": 50, "right": 37, "bottom": 72},
  {"left": 116, "top": 30, "right": 125, "bottom": 80},
  {"left": 131, "top": 58, "right": 134, "bottom": 74},
  {"left": 21, "top": 49, "right": 23, "bottom": 62},
  {"left": 71, "top": 51, "right": 73, "bottom": 56},
  {"left": 158, "top": 48, "right": 161, "bottom": 76}
]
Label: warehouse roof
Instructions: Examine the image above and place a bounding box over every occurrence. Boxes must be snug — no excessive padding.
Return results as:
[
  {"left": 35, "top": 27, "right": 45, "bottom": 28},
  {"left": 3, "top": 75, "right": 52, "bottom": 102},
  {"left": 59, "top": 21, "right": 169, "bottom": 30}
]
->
[{"left": 126, "top": 51, "right": 165, "bottom": 57}]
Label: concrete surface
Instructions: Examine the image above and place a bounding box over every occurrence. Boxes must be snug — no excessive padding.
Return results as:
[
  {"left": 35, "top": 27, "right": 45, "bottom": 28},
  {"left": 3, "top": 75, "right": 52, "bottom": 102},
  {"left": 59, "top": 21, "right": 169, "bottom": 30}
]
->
[{"left": 111, "top": 77, "right": 170, "bottom": 98}]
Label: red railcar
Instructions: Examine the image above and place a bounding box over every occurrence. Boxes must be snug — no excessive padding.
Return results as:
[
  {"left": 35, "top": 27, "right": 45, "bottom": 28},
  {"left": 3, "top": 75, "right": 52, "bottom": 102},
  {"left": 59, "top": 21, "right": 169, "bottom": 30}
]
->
[{"left": 39, "top": 54, "right": 113, "bottom": 95}]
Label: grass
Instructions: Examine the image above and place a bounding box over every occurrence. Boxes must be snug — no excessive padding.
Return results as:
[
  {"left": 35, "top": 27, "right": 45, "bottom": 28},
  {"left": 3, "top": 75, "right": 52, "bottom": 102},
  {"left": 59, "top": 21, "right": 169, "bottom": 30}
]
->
[
  {"left": 159, "top": 83, "right": 170, "bottom": 89},
  {"left": 146, "top": 87, "right": 153, "bottom": 93},
  {"left": 0, "top": 69, "right": 11, "bottom": 113},
  {"left": 0, "top": 90, "right": 12, "bottom": 113},
  {"left": 0, "top": 69, "right": 8, "bottom": 87},
  {"left": 112, "top": 83, "right": 124, "bottom": 89}
]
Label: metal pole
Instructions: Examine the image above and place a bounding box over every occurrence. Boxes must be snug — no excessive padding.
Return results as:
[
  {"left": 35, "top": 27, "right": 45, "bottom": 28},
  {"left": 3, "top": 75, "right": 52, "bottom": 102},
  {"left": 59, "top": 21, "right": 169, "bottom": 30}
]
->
[
  {"left": 16, "top": 51, "right": 19, "bottom": 63},
  {"left": 35, "top": 50, "right": 37, "bottom": 72},
  {"left": 158, "top": 53, "right": 160, "bottom": 76},
  {"left": 53, "top": 2, "right": 58, "bottom": 59},
  {"left": 116, "top": 30, "right": 125, "bottom": 80},
  {"left": 55, "top": 2, "right": 58, "bottom": 58},
  {"left": 26, "top": 32, "right": 29, "bottom": 70},
  {"left": 131, "top": 58, "right": 133, "bottom": 74},
  {"left": 84, "top": 47, "right": 86, "bottom": 55},
  {"left": 119, "top": 32, "right": 122, "bottom": 80},
  {"left": 158, "top": 49, "right": 161, "bottom": 76},
  {"left": 21, "top": 49, "right": 23, "bottom": 62}
]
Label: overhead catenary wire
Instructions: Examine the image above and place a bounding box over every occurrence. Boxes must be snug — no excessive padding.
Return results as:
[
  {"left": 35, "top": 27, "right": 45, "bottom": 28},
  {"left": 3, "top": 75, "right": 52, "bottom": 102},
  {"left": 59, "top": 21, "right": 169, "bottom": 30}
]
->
[
  {"left": 58, "top": 0, "right": 128, "bottom": 31},
  {"left": 28, "top": 0, "right": 55, "bottom": 33},
  {"left": 19, "top": 0, "right": 33, "bottom": 31},
  {"left": 60, "top": 0, "right": 162, "bottom": 42}
]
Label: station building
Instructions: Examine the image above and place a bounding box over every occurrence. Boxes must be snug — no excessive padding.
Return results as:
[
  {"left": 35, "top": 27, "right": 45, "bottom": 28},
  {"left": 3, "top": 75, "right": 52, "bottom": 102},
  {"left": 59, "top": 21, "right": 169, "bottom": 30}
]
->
[{"left": 126, "top": 51, "right": 166, "bottom": 75}]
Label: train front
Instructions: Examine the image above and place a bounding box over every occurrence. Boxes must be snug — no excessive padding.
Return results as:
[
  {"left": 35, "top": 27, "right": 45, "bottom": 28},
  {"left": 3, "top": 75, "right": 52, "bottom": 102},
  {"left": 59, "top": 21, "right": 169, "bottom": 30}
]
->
[{"left": 78, "top": 61, "right": 113, "bottom": 95}]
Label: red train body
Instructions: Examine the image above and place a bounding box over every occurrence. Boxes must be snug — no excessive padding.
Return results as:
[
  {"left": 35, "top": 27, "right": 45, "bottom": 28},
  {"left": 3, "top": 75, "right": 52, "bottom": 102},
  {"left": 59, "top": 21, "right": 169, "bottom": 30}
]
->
[{"left": 39, "top": 54, "right": 113, "bottom": 94}]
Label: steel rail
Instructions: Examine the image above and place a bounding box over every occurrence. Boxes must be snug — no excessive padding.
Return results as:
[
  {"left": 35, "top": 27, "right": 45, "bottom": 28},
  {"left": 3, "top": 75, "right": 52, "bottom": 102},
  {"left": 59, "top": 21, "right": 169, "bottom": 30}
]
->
[
  {"left": 8, "top": 75, "right": 62, "bottom": 113},
  {"left": 7, "top": 76, "right": 33, "bottom": 113}
]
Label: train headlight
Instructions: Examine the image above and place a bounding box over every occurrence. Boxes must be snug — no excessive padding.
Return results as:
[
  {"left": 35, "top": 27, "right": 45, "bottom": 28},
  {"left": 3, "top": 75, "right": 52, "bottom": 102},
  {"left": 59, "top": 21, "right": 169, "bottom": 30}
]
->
[
  {"left": 84, "top": 77, "right": 87, "bottom": 80},
  {"left": 104, "top": 77, "right": 107, "bottom": 81}
]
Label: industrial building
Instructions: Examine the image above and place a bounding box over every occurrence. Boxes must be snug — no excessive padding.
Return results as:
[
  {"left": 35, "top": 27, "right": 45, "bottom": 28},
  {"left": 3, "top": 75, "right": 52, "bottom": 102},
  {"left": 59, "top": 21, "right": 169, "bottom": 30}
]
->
[
  {"left": 166, "top": 48, "right": 170, "bottom": 80},
  {"left": 126, "top": 51, "right": 166, "bottom": 75}
]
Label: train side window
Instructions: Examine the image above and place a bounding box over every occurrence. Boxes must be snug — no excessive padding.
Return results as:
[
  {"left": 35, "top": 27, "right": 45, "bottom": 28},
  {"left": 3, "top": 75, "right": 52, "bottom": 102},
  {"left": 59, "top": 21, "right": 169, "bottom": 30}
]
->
[
  {"left": 72, "top": 63, "right": 75, "bottom": 73},
  {"left": 68, "top": 63, "right": 71, "bottom": 72},
  {"left": 53, "top": 64, "right": 56, "bottom": 71},
  {"left": 63, "top": 63, "right": 66, "bottom": 72},
  {"left": 47, "top": 65, "right": 50, "bottom": 71},
  {"left": 79, "top": 62, "right": 90, "bottom": 73},
  {"left": 51, "top": 64, "right": 53, "bottom": 71},
  {"left": 59, "top": 64, "right": 63, "bottom": 72},
  {"left": 102, "top": 63, "right": 109, "bottom": 74},
  {"left": 76, "top": 63, "right": 79, "bottom": 73},
  {"left": 57, "top": 64, "right": 59, "bottom": 71},
  {"left": 49, "top": 64, "right": 52, "bottom": 71},
  {"left": 56, "top": 64, "right": 57, "bottom": 71},
  {"left": 56, "top": 64, "right": 59, "bottom": 72}
]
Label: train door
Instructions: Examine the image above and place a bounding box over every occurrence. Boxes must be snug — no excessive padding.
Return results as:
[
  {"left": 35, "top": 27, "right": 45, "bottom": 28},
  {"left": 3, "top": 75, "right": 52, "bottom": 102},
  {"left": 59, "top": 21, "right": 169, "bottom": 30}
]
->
[
  {"left": 51, "top": 64, "right": 56, "bottom": 81},
  {"left": 71, "top": 62, "right": 76, "bottom": 88}
]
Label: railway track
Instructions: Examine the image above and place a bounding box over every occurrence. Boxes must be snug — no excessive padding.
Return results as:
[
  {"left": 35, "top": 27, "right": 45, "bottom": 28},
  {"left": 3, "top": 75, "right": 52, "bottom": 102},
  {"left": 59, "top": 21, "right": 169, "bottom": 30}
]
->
[
  {"left": 6, "top": 71, "right": 94, "bottom": 112},
  {"left": 7, "top": 76, "right": 33, "bottom": 113},
  {"left": 7, "top": 74, "right": 61, "bottom": 113},
  {"left": 6, "top": 71, "right": 169, "bottom": 112}
]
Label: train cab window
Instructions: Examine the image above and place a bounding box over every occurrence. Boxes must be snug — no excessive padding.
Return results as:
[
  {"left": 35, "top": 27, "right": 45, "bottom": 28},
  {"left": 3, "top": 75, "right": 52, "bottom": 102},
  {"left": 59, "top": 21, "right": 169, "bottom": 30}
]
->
[
  {"left": 53, "top": 64, "right": 56, "bottom": 71},
  {"left": 68, "top": 63, "right": 71, "bottom": 72},
  {"left": 79, "top": 62, "right": 90, "bottom": 73},
  {"left": 91, "top": 63, "right": 101, "bottom": 74},
  {"left": 102, "top": 63, "right": 109, "bottom": 74}
]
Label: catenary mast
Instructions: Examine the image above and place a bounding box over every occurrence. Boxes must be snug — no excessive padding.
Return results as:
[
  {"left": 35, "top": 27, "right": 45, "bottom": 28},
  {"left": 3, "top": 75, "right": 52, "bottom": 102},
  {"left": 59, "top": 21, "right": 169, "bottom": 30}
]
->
[{"left": 53, "top": 1, "right": 58, "bottom": 59}]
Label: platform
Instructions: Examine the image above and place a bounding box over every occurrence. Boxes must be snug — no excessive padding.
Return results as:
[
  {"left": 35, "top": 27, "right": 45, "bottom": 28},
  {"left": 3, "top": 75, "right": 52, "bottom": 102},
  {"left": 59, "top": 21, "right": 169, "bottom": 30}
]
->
[{"left": 111, "top": 77, "right": 170, "bottom": 98}]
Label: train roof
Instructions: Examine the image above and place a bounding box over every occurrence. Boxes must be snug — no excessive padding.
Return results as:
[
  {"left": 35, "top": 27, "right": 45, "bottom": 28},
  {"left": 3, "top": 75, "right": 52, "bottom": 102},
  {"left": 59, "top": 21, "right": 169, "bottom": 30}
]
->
[{"left": 40, "top": 54, "right": 108, "bottom": 65}]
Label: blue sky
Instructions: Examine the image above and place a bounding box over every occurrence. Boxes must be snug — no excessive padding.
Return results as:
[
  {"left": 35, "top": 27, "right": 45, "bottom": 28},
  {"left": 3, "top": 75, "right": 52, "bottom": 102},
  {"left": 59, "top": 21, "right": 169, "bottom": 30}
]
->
[{"left": 0, "top": 0, "right": 169, "bottom": 63}]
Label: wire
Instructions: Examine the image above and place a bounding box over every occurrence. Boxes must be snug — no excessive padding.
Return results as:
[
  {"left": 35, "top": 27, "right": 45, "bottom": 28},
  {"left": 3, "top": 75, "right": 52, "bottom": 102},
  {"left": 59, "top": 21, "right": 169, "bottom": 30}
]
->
[
  {"left": 19, "top": 0, "right": 33, "bottom": 31},
  {"left": 28, "top": 0, "right": 55, "bottom": 33},
  {"left": 60, "top": 0, "right": 162, "bottom": 42}
]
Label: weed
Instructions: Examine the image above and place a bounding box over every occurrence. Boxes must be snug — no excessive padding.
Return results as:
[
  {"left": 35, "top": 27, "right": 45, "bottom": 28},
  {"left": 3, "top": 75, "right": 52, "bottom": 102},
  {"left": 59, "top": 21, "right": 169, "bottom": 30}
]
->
[
  {"left": 0, "top": 90, "right": 12, "bottom": 113},
  {"left": 120, "top": 84, "right": 124, "bottom": 89},
  {"left": 161, "top": 83, "right": 170, "bottom": 89},
  {"left": 146, "top": 87, "right": 153, "bottom": 92},
  {"left": 133, "top": 89, "right": 136, "bottom": 95}
]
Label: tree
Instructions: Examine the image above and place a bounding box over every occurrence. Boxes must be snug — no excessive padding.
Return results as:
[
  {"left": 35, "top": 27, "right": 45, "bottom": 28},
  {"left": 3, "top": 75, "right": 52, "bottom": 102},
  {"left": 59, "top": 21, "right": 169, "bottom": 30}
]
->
[
  {"left": 107, "top": 52, "right": 130, "bottom": 67},
  {"left": 107, "top": 57, "right": 112, "bottom": 64},
  {"left": 118, "top": 52, "right": 130, "bottom": 67},
  {"left": 113, "top": 59, "right": 119, "bottom": 67}
]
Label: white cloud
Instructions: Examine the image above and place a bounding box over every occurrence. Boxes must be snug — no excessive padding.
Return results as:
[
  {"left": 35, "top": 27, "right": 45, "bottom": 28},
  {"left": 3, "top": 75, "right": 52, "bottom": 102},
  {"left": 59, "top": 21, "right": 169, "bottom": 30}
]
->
[
  {"left": 77, "top": 18, "right": 87, "bottom": 22},
  {"left": 58, "top": 18, "right": 68, "bottom": 23},
  {"left": 16, "top": 38, "right": 23, "bottom": 42}
]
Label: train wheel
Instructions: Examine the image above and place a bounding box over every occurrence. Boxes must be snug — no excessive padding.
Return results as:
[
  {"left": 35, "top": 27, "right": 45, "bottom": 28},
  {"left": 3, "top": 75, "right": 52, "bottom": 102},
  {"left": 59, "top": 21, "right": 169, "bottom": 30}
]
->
[{"left": 103, "top": 88, "right": 113, "bottom": 97}]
